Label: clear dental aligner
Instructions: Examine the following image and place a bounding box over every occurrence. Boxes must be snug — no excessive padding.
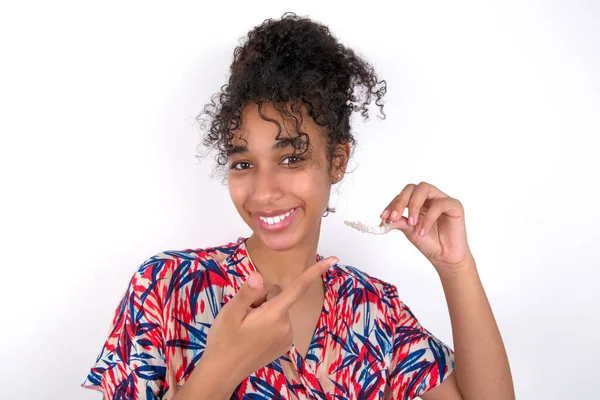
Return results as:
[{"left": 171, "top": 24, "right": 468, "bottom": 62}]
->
[{"left": 344, "top": 220, "right": 394, "bottom": 235}]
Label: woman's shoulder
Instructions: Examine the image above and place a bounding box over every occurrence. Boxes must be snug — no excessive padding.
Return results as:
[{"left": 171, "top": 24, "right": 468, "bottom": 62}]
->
[
  {"left": 125, "top": 238, "right": 244, "bottom": 292},
  {"left": 329, "top": 262, "right": 395, "bottom": 290},
  {"left": 327, "top": 262, "right": 400, "bottom": 310},
  {"left": 328, "top": 262, "right": 425, "bottom": 329}
]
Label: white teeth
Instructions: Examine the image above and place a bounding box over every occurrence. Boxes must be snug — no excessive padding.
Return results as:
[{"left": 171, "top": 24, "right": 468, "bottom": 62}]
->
[{"left": 260, "top": 208, "right": 296, "bottom": 225}]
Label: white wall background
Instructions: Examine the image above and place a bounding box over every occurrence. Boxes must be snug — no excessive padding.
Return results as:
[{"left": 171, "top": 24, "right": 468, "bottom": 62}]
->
[{"left": 1, "top": 0, "right": 598, "bottom": 399}]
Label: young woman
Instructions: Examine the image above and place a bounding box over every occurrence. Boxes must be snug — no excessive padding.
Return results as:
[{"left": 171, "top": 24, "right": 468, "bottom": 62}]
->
[{"left": 82, "top": 12, "right": 514, "bottom": 400}]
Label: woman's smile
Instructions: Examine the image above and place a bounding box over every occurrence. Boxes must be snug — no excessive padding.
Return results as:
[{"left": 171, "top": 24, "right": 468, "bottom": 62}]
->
[{"left": 253, "top": 207, "right": 301, "bottom": 233}]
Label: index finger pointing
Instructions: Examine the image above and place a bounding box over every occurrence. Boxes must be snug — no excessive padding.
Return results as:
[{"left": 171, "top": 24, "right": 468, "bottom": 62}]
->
[{"left": 269, "top": 256, "right": 338, "bottom": 313}]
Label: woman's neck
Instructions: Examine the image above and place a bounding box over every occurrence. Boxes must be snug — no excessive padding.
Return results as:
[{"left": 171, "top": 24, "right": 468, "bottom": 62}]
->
[{"left": 245, "top": 233, "right": 320, "bottom": 288}]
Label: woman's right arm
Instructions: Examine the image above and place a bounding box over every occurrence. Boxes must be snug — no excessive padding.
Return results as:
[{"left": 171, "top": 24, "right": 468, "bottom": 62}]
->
[{"left": 172, "top": 256, "right": 338, "bottom": 400}]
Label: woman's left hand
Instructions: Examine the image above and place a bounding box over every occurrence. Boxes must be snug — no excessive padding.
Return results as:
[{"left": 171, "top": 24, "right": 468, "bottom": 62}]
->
[{"left": 380, "top": 182, "right": 474, "bottom": 273}]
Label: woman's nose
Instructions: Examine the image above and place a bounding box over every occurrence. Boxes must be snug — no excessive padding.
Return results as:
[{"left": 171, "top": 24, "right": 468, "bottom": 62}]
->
[{"left": 251, "top": 167, "right": 284, "bottom": 203}]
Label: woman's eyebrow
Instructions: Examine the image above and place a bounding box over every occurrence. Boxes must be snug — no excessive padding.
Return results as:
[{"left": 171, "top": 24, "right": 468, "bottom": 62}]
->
[
  {"left": 228, "top": 137, "right": 296, "bottom": 156},
  {"left": 273, "top": 137, "right": 295, "bottom": 150},
  {"left": 228, "top": 145, "right": 247, "bottom": 156}
]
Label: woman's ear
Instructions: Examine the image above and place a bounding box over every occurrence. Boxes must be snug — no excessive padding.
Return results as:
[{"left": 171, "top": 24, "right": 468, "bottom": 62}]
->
[{"left": 331, "top": 143, "right": 351, "bottom": 183}]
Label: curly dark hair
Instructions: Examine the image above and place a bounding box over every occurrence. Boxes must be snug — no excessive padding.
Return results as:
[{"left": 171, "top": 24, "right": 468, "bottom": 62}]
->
[{"left": 197, "top": 12, "right": 387, "bottom": 214}]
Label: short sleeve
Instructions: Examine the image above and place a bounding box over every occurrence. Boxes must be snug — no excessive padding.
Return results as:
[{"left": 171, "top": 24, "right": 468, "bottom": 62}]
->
[
  {"left": 386, "top": 286, "right": 455, "bottom": 400},
  {"left": 82, "top": 258, "right": 168, "bottom": 400}
]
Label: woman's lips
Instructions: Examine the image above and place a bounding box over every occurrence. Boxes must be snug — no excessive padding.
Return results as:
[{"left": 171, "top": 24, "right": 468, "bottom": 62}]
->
[{"left": 255, "top": 207, "right": 300, "bottom": 233}]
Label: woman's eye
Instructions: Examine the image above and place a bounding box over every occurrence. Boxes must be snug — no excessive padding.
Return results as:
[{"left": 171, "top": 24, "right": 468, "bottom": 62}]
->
[
  {"left": 231, "top": 161, "right": 252, "bottom": 170},
  {"left": 282, "top": 156, "right": 303, "bottom": 166}
]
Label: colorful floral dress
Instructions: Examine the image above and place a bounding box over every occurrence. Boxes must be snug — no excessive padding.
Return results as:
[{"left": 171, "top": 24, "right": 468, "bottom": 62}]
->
[{"left": 82, "top": 237, "right": 454, "bottom": 399}]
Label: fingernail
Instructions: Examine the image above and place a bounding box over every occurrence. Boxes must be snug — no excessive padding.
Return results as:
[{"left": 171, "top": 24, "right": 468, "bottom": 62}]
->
[
  {"left": 409, "top": 216, "right": 414, "bottom": 226},
  {"left": 420, "top": 228, "right": 425, "bottom": 237},
  {"left": 248, "top": 273, "right": 262, "bottom": 288},
  {"left": 329, "top": 257, "right": 339, "bottom": 266},
  {"left": 381, "top": 209, "right": 390, "bottom": 219},
  {"left": 391, "top": 210, "right": 398, "bottom": 220}
]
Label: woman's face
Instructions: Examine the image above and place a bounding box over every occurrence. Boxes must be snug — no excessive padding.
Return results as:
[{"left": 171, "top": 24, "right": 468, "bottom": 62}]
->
[{"left": 227, "top": 102, "right": 337, "bottom": 252}]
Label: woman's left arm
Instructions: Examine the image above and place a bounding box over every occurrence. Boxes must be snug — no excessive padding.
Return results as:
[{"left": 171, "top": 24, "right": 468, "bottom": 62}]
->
[
  {"left": 381, "top": 182, "right": 515, "bottom": 400},
  {"left": 426, "top": 255, "right": 515, "bottom": 400}
]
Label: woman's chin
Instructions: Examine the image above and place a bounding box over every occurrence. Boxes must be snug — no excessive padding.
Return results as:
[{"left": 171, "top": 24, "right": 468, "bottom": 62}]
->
[{"left": 257, "top": 232, "right": 298, "bottom": 252}]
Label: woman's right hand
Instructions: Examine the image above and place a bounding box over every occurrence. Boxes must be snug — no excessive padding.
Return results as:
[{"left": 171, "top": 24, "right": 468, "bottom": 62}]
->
[{"left": 201, "top": 255, "right": 339, "bottom": 385}]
